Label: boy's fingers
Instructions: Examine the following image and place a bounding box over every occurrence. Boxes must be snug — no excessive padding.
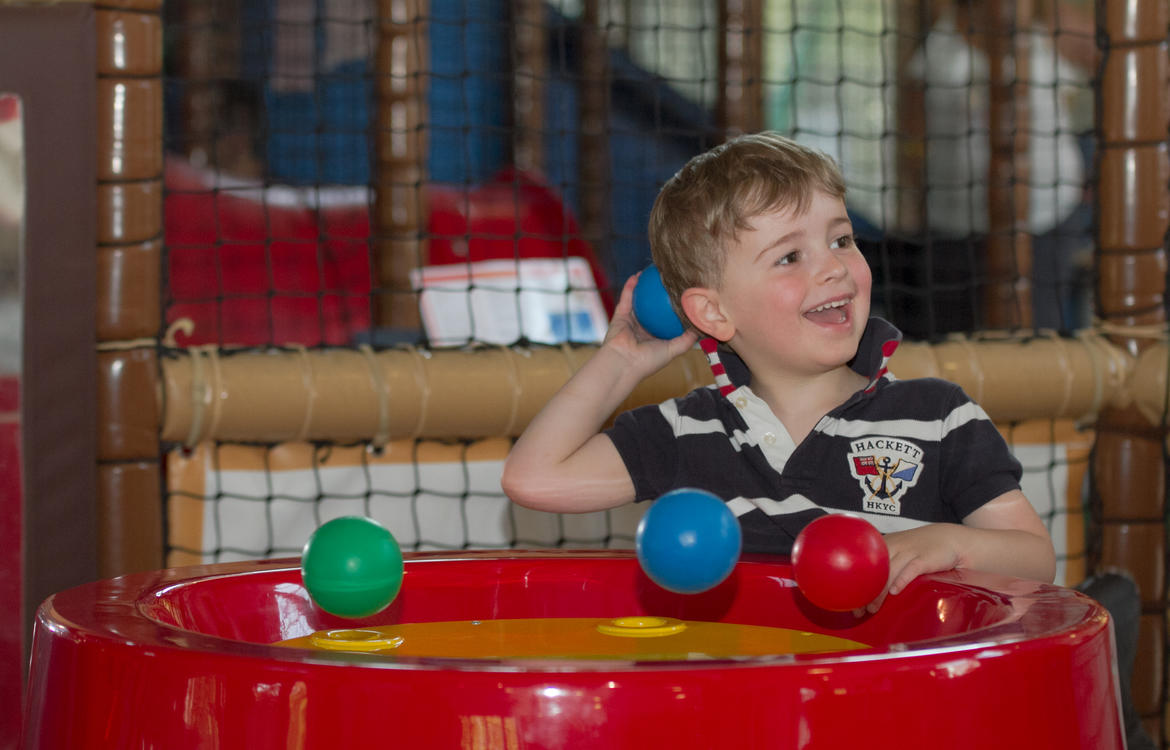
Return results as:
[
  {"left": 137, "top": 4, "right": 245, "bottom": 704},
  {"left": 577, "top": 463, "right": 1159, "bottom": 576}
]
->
[
  {"left": 615, "top": 275, "right": 639, "bottom": 308},
  {"left": 865, "top": 589, "right": 887, "bottom": 614},
  {"left": 889, "top": 558, "right": 926, "bottom": 596},
  {"left": 669, "top": 329, "right": 699, "bottom": 353},
  {"left": 885, "top": 550, "right": 915, "bottom": 596}
]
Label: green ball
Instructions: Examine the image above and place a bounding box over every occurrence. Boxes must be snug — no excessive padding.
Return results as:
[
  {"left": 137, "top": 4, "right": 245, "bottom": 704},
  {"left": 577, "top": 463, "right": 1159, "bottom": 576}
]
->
[{"left": 301, "top": 516, "right": 404, "bottom": 618}]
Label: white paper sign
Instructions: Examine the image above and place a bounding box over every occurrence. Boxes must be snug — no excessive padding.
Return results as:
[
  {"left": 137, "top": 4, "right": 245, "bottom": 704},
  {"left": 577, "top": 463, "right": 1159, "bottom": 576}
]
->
[{"left": 411, "top": 257, "right": 608, "bottom": 346}]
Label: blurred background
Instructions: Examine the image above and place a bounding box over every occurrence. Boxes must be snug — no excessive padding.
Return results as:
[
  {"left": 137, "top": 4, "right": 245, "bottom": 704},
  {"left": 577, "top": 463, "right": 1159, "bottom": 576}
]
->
[{"left": 6, "top": 0, "right": 1170, "bottom": 746}]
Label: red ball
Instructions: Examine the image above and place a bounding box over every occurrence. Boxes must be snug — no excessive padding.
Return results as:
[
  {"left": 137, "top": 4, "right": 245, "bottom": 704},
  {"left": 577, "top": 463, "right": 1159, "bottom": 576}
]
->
[{"left": 791, "top": 514, "right": 890, "bottom": 612}]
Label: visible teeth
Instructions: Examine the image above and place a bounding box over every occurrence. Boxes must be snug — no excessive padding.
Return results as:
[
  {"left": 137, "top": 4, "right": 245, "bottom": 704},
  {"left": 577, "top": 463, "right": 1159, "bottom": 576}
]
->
[{"left": 809, "top": 299, "right": 849, "bottom": 313}]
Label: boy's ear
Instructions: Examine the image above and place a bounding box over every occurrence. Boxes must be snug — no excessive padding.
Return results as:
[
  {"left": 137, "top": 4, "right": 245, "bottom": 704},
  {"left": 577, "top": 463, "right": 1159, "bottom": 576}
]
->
[{"left": 680, "top": 287, "right": 734, "bottom": 341}]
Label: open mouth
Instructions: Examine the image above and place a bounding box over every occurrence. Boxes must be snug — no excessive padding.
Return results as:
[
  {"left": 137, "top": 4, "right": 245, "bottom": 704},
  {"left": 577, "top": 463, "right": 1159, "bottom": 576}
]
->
[{"left": 804, "top": 297, "right": 851, "bottom": 325}]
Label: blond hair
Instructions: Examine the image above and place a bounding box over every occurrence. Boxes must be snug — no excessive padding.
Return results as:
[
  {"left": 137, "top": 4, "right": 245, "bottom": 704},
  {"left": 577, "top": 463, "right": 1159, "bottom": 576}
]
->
[{"left": 648, "top": 132, "right": 846, "bottom": 320}]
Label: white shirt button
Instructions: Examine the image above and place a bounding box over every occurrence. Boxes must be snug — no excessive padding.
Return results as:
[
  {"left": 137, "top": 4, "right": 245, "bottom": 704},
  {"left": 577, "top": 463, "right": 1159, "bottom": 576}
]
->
[
  {"left": 735, "top": 397, "right": 747, "bottom": 409},
  {"left": 763, "top": 432, "right": 776, "bottom": 445}
]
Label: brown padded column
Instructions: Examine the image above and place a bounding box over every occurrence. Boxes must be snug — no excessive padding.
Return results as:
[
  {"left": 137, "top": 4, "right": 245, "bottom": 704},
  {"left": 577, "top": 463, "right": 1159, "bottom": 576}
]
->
[
  {"left": 95, "top": 0, "right": 165, "bottom": 577},
  {"left": 1094, "top": 0, "right": 1169, "bottom": 742}
]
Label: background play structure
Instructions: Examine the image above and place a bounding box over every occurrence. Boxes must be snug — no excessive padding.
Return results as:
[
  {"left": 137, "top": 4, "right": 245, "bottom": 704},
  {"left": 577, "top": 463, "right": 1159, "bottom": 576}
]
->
[{"left": 3, "top": 0, "right": 1169, "bottom": 746}]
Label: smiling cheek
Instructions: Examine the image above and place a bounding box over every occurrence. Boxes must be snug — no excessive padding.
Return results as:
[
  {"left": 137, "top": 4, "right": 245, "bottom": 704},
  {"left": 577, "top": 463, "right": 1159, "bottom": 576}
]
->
[
  {"left": 772, "top": 283, "right": 811, "bottom": 326},
  {"left": 852, "top": 262, "right": 873, "bottom": 319},
  {"left": 854, "top": 254, "right": 873, "bottom": 286}
]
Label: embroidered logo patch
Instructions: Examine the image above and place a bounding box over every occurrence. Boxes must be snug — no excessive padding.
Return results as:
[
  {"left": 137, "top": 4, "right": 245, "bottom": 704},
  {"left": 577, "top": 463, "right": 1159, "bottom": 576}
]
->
[{"left": 847, "top": 437, "right": 924, "bottom": 515}]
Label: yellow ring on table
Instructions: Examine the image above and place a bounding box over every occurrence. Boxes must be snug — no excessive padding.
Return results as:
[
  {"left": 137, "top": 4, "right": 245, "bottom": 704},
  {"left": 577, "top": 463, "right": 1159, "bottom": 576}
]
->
[
  {"left": 596, "top": 616, "right": 687, "bottom": 638},
  {"left": 309, "top": 629, "right": 405, "bottom": 651}
]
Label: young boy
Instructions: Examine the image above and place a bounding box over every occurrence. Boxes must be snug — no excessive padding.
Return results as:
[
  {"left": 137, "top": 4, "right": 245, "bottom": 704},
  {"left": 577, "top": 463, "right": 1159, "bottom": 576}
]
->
[{"left": 502, "top": 131, "right": 1055, "bottom": 610}]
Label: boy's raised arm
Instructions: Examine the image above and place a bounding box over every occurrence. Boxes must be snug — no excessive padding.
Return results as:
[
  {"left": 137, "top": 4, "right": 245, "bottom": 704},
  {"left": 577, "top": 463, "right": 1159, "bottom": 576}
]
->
[{"left": 501, "top": 274, "right": 699, "bottom": 513}]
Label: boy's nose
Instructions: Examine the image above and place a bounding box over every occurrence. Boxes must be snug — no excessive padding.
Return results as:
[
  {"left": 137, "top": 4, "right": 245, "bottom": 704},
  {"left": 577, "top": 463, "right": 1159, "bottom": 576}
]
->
[{"left": 817, "top": 250, "right": 849, "bottom": 282}]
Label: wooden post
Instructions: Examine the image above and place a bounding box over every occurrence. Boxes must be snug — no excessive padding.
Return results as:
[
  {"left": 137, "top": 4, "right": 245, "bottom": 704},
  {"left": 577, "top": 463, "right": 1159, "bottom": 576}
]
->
[
  {"left": 511, "top": 0, "right": 546, "bottom": 176},
  {"left": 372, "top": 0, "right": 428, "bottom": 332},
  {"left": 168, "top": 0, "right": 239, "bottom": 168},
  {"left": 716, "top": 0, "right": 763, "bottom": 136},
  {"left": 894, "top": 0, "right": 927, "bottom": 237},
  {"left": 982, "top": 0, "right": 1034, "bottom": 329},
  {"left": 577, "top": 0, "right": 610, "bottom": 264}
]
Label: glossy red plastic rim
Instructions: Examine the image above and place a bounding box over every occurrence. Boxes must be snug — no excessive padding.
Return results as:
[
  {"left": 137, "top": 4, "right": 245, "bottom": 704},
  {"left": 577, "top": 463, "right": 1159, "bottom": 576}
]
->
[{"left": 24, "top": 551, "right": 1124, "bottom": 749}]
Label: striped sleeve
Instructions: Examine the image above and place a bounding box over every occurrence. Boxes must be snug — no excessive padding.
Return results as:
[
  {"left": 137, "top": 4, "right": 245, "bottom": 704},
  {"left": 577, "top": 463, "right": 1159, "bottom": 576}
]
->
[
  {"left": 605, "top": 387, "right": 736, "bottom": 503},
  {"left": 938, "top": 385, "right": 1023, "bottom": 519},
  {"left": 606, "top": 402, "right": 683, "bottom": 502}
]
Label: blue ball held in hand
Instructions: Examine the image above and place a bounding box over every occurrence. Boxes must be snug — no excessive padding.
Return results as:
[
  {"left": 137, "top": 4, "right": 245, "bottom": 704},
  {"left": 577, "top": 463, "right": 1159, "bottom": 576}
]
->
[
  {"left": 636, "top": 488, "right": 742, "bottom": 594},
  {"left": 632, "top": 264, "right": 685, "bottom": 339}
]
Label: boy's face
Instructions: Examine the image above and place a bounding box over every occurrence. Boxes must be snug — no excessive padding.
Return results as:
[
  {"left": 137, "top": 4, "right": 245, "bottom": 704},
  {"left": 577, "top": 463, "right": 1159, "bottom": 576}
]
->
[{"left": 693, "top": 190, "right": 872, "bottom": 378}]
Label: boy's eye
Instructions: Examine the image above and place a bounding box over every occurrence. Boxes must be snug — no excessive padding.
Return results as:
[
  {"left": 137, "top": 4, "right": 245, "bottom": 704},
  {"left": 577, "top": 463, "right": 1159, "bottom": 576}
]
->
[
  {"left": 775, "top": 250, "right": 800, "bottom": 265},
  {"left": 830, "top": 234, "right": 856, "bottom": 250}
]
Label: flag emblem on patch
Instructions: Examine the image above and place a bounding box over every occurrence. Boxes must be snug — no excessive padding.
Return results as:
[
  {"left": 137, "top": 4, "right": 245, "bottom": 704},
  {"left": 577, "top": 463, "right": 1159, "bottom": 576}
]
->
[{"left": 847, "top": 437, "right": 925, "bottom": 515}]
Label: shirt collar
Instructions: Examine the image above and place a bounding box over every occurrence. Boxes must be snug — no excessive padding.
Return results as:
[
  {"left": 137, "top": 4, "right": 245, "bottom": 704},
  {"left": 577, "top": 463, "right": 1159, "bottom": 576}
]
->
[{"left": 699, "top": 317, "right": 903, "bottom": 397}]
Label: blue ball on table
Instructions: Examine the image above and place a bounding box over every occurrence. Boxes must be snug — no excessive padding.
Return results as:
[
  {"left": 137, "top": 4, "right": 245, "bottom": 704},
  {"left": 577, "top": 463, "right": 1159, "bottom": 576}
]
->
[
  {"left": 636, "top": 488, "right": 742, "bottom": 594},
  {"left": 632, "top": 264, "right": 686, "bottom": 339}
]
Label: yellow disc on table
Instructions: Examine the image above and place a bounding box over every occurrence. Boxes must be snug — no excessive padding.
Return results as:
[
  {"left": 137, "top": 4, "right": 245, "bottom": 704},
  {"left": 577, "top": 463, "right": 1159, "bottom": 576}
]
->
[
  {"left": 596, "top": 616, "right": 687, "bottom": 637},
  {"left": 278, "top": 618, "right": 868, "bottom": 661},
  {"left": 308, "top": 628, "right": 404, "bottom": 652}
]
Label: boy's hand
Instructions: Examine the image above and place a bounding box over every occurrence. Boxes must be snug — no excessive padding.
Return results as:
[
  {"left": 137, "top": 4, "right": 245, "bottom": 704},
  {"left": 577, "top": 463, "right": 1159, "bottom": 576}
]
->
[
  {"left": 502, "top": 272, "right": 700, "bottom": 514},
  {"left": 604, "top": 273, "right": 699, "bottom": 376},
  {"left": 855, "top": 493, "right": 1054, "bottom": 615},
  {"left": 884, "top": 524, "right": 962, "bottom": 595},
  {"left": 855, "top": 524, "right": 962, "bottom": 615}
]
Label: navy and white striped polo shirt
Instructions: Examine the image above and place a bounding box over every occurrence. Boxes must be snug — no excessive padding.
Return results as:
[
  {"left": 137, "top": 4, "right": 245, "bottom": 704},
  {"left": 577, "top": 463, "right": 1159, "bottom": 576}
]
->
[{"left": 605, "top": 317, "right": 1022, "bottom": 556}]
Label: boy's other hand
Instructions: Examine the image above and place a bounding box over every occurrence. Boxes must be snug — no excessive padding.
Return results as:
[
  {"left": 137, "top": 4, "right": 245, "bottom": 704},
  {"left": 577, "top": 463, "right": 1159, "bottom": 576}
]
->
[
  {"left": 857, "top": 502, "right": 1053, "bottom": 615},
  {"left": 855, "top": 524, "right": 962, "bottom": 615}
]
